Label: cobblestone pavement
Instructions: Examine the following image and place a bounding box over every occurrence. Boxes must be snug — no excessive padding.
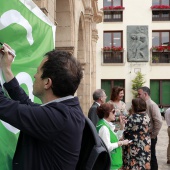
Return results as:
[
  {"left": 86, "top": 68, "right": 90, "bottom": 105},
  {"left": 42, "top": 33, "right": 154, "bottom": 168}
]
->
[{"left": 156, "top": 119, "right": 170, "bottom": 170}]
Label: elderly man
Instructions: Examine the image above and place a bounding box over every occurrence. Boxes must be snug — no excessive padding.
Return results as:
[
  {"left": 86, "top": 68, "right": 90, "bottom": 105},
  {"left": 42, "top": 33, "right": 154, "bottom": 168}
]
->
[
  {"left": 88, "top": 89, "right": 107, "bottom": 126},
  {"left": 138, "top": 86, "right": 162, "bottom": 170},
  {"left": 165, "top": 108, "right": 170, "bottom": 164}
]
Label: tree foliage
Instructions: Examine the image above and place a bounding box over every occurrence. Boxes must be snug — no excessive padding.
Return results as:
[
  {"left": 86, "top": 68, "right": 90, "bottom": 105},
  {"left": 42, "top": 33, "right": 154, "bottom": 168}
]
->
[{"left": 132, "top": 71, "right": 146, "bottom": 98}]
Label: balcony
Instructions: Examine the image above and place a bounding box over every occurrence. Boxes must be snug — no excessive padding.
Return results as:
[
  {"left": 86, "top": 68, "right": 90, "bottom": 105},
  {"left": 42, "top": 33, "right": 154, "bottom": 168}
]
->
[
  {"left": 151, "top": 46, "right": 170, "bottom": 63},
  {"left": 103, "top": 51, "right": 124, "bottom": 63},
  {"left": 101, "top": 6, "right": 125, "bottom": 22},
  {"left": 151, "top": 5, "right": 170, "bottom": 21},
  {"left": 102, "top": 47, "right": 124, "bottom": 63},
  {"left": 152, "top": 53, "right": 170, "bottom": 64}
]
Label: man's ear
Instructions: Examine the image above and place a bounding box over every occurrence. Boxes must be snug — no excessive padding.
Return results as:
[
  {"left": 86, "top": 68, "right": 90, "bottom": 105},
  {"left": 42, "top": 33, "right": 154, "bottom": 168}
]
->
[
  {"left": 99, "top": 97, "right": 103, "bottom": 103},
  {"left": 44, "top": 78, "right": 52, "bottom": 89}
]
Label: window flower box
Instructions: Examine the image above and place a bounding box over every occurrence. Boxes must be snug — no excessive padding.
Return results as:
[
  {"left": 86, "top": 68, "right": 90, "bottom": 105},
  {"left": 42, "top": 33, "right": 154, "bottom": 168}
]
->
[
  {"left": 101, "top": 6, "right": 125, "bottom": 11},
  {"left": 152, "top": 46, "right": 164, "bottom": 52},
  {"left": 102, "top": 46, "right": 111, "bottom": 51},
  {"left": 102, "top": 46, "right": 124, "bottom": 52},
  {"left": 163, "top": 46, "right": 170, "bottom": 52},
  {"left": 111, "top": 46, "right": 124, "bottom": 52},
  {"left": 151, "top": 5, "right": 170, "bottom": 11},
  {"left": 151, "top": 46, "right": 170, "bottom": 52}
]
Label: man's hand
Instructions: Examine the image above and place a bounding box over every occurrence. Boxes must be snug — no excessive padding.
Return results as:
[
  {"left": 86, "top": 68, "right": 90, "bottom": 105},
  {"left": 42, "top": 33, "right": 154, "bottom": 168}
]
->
[
  {"left": 0, "top": 43, "right": 14, "bottom": 82},
  {"left": 0, "top": 43, "right": 15, "bottom": 68}
]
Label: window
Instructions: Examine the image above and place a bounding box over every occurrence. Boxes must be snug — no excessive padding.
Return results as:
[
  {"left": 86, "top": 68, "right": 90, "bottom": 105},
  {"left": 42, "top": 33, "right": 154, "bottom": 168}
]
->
[
  {"left": 104, "top": 0, "right": 121, "bottom": 6},
  {"left": 152, "top": 0, "right": 169, "bottom": 6},
  {"left": 152, "top": 0, "right": 170, "bottom": 21},
  {"left": 103, "top": 31, "right": 123, "bottom": 63},
  {"left": 150, "top": 80, "right": 170, "bottom": 106},
  {"left": 101, "top": 79, "right": 125, "bottom": 102},
  {"left": 103, "top": 0, "right": 123, "bottom": 22},
  {"left": 152, "top": 31, "right": 170, "bottom": 63}
]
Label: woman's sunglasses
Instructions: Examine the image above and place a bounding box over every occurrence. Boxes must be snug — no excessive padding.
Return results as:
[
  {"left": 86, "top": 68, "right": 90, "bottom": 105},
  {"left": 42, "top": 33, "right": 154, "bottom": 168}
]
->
[{"left": 112, "top": 109, "right": 115, "bottom": 114}]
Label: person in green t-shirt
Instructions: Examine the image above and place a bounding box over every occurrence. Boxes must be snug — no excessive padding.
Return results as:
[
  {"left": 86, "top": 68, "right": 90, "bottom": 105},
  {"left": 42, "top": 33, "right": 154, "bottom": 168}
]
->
[
  {"left": 96, "top": 103, "right": 130, "bottom": 170},
  {"left": 159, "top": 104, "right": 165, "bottom": 120}
]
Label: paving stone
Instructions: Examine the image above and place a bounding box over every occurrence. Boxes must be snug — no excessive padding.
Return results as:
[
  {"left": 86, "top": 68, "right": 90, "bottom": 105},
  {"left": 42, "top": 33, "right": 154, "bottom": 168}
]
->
[{"left": 156, "top": 119, "right": 170, "bottom": 170}]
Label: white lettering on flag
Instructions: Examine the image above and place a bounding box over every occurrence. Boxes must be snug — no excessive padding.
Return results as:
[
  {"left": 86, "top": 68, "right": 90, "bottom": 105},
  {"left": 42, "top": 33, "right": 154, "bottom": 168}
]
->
[
  {"left": 16, "top": 72, "right": 34, "bottom": 101},
  {"left": 1, "top": 121, "right": 19, "bottom": 134},
  {"left": 0, "top": 10, "right": 34, "bottom": 45}
]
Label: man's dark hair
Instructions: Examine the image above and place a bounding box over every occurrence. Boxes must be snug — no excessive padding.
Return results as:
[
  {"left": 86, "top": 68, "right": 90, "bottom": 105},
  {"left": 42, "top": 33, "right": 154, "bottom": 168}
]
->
[
  {"left": 132, "top": 98, "right": 146, "bottom": 113},
  {"left": 138, "top": 86, "right": 150, "bottom": 96},
  {"left": 41, "top": 50, "right": 83, "bottom": 97},
  {"left": 93, "top": 89, "right": 105, "bottom": 101},
  {"left": 110, "top": 86, "right": 124, "bottom": 101}
]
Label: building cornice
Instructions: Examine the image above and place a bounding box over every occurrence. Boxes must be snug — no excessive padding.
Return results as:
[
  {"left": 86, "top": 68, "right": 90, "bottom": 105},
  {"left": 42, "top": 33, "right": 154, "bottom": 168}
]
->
[{"left": 55, "top": 46, "right": 74, "bottom": 54}]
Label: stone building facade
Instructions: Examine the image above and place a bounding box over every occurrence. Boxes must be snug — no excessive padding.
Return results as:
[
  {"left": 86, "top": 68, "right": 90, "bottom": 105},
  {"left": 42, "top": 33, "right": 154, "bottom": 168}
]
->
[
  {"left": 97, "top": 0, "right": 170, "bottom": 108},
  {"left": 33, "top": 0, "right": 102, "bottom": 115}
]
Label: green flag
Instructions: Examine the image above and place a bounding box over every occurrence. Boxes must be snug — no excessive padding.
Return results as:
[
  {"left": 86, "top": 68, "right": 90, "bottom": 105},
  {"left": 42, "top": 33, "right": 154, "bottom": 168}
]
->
[{"left": 0, "top": 0, "right": 56, "bottom": 169}]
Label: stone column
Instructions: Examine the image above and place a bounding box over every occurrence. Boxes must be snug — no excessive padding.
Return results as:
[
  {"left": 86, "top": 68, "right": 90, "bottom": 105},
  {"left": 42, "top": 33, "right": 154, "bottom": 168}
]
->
[
  {"left": 83, "top": 7, "right": 93, "bottom": 115},
  {"left": 91, "top": 25, "right": 99, "bottom": 94}
]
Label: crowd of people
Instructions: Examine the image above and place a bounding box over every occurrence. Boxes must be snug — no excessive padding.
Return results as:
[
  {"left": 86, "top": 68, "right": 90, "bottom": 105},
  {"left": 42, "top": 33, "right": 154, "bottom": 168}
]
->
[{"left": 88, "top": 86, "right": 163, "bottom": 170}]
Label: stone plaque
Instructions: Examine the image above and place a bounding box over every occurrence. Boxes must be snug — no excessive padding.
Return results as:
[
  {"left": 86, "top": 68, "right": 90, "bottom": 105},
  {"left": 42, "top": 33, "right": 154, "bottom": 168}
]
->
[{"left": 127, "top": 26, "right": 148, "bottom": 62}]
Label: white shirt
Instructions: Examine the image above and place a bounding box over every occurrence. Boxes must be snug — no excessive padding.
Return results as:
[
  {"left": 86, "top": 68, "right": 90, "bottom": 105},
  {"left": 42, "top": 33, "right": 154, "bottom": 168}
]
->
[
  {"left": 165, "top": 108, "right": 170, "bottom": 126},
  {"left": 95, "top": 101, "right": 100, "bottom": 106},
  {"left": 41, "top": 95, "right": 74, "bottom": 106},
  {"left": 98, "top": 119, "right": 124, "bottom": 152}
]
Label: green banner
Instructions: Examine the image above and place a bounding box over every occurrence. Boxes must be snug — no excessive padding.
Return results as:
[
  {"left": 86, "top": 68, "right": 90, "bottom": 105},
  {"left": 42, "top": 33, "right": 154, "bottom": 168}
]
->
[{"left": 0, "top": 0, "right": 56, "bottom": 169}]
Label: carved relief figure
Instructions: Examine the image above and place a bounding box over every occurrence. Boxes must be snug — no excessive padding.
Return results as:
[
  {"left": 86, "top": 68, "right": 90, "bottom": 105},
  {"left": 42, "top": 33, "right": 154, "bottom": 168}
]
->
[{"left": 128, "top": 26, "right": 148, "bottom": 62}]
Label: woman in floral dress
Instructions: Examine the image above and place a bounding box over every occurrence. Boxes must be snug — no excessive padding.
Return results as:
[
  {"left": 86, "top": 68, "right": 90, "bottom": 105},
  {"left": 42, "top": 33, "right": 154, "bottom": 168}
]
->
[{"left": 123, "top": 98, "right": 151, "bottom": 170}]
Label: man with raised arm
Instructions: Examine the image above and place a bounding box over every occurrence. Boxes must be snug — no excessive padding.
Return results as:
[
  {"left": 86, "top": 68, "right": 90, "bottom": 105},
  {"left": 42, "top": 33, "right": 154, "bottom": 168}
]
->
[{"left": 0, "top": 44, "right": 85, "bottom": 170}]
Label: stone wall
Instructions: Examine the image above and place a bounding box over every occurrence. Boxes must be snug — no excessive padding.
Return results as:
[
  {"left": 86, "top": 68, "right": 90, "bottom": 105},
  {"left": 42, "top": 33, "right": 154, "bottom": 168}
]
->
[{"left": 33, "top": 0, "right": 102, "bottom": 115}]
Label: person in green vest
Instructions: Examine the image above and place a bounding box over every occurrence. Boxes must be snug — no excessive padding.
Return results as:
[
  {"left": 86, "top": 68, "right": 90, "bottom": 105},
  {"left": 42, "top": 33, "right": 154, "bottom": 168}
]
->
[{"left": 96, "top": 103, "right": 130, "bottom": 170}]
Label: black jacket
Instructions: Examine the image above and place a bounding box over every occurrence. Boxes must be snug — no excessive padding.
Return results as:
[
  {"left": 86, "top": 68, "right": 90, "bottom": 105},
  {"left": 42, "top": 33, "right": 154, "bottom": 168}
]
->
[
  {"left": 0, "top": 78, "right": 85, "bottom": 170},
  {"left": 88, "top": 102, "right": 99, "bottom": 126}
]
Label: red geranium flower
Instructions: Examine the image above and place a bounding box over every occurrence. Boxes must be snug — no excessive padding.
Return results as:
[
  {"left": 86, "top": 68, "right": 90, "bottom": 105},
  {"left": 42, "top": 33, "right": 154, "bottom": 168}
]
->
[
  {"left": 102, "top": 46, "right": 111, "bottom": 51},
  {"left": 151, "top": 5, "right": 170, "bottom": 9},
  {"left": 152, "top": 46, "right": 165, "bottom": 51},
  {"left": 111, "top": 46, "right": 124, "bottom": 51},
  {"left": 101, "top": 6, "right": 125, "bottom": 10}
]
